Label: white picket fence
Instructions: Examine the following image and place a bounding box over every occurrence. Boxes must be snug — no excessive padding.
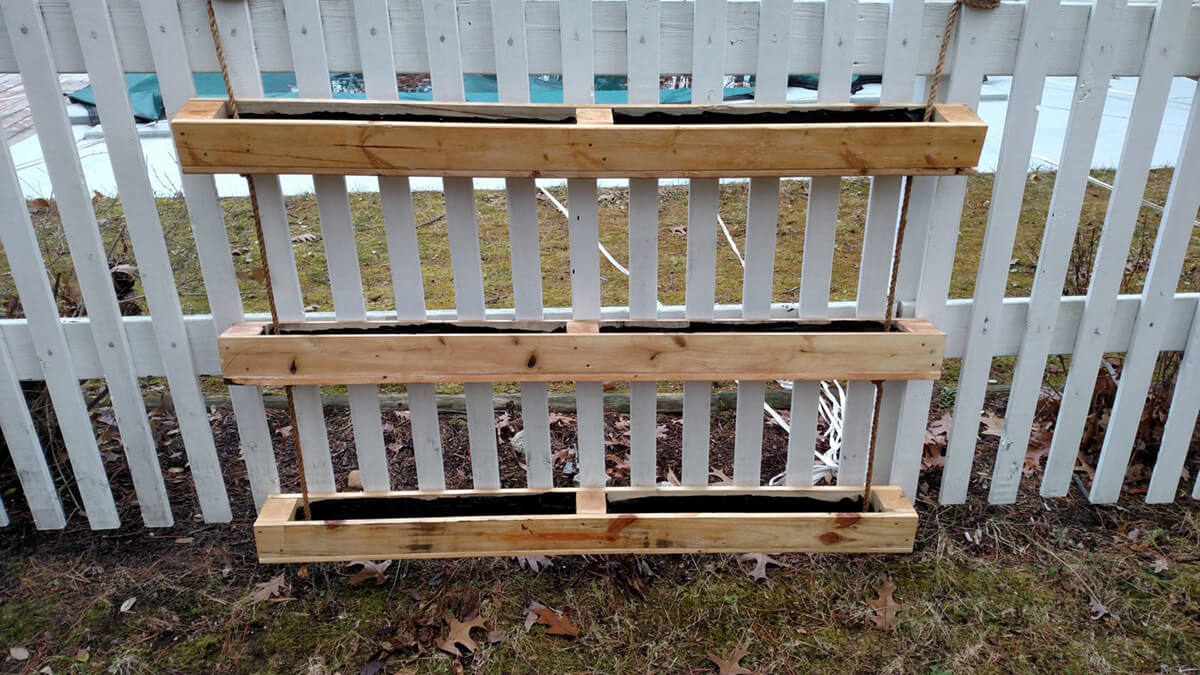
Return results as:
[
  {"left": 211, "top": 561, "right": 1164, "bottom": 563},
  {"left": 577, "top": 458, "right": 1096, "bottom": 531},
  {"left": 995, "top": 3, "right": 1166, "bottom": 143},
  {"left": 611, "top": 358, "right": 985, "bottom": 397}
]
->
[{"left": 0, "top": 0, "right": 1198, "bottom": 531}]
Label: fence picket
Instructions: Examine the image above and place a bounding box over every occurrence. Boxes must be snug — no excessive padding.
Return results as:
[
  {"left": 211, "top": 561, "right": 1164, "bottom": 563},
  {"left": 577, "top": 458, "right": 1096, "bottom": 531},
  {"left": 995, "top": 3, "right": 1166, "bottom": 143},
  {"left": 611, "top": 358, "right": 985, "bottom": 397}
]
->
[
  {"left": 1044, "top": 1, "right": 1188, "bottom": 503},
  {"left": 866, "top": 0, "right": 924, "bottom": 487},
  {"left": 0, "top": 129, "right": 118, "bottom": 528},
  {"left": 4, "top": 0, "right": 173, "bottom": 527},
  {"left": 350, "top": 0, "right": 443, "bottom": 490},
  {"left": 682, "top": 0, "right": 725, "bottom": 487},
  {"left": 993, "top": 0, "right": 1126, "bottom": 503},
  {"left": 732, "top": 0, "right": 789, "bottom": 488},
  {"left": 209, "top": 0, "right": 336, "bottom": 492},
  {"left": 420, "top": 0, "right": 502, "bottom": 490},
  {"left": 940, "top": 0, "right": 1059, "bottom": 502},
  {"left": 888, "top": 2, "right": 996, "bottom": 500},
  {"left": 138, "top": 0, "right": 280, "bottom": 509},
  {"left": 557, "top": 0, "right": 607, "bottom": 488},
  {"left": 70, "top": 1, "right": 233, "bottom": 521},
  {"left": 1091, "top": 82, "right": 1200, "bottom": 503},
  {"left": 0, "top": 328, "right": 65, "bottom": 529},
  {"left": 626, "top": 0, "right": 661, "bottom": 488},
  {"left": 490, "top": 0, "right": 553, "bottom": 488},
  {"left": 282, "top": 0, "right": 390, "bottom": 492}
]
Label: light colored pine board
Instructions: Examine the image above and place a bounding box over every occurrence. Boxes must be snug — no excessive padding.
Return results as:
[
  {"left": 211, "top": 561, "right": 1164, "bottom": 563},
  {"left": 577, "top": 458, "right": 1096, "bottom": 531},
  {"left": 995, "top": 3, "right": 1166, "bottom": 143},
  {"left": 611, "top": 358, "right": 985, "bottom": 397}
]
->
[
  {"left": 7, "top": 2, "right": 1200, "bottom": 78},
  {"left": 1088, "top": 72, "right": 1199, "bottom": 502},
  {"left": 1145, "top": 298, "right": 1200, "bottom": 503},
  {"left": 0, "top": 128, "right": 118, "bottom": 529},
  {"left": 1051, "top": 1, "right": 1189, "bottom": 503},
  {"left": 887, "top": 2, "right": 998, "bottom": 500},
  {"left": 992, "top": 0, "right": 1127, "bottom": 503},
  {"left": 935, "top": 0, "right": 1059, "bottom": 502},
  {"left": 70, "top": 1, "right": 232, "bottom": 522},
  {"left": 5, "top": 0, "right": 173, "bottom": 527},
  {"left": 253, "top": 485, "right": 916, "bottom": 561},
  {"left": 0, "top": 330, "right": 66, "bottom": 529},
  {"left": 171, "top": 100, "right": 985, "bottom": 177}
]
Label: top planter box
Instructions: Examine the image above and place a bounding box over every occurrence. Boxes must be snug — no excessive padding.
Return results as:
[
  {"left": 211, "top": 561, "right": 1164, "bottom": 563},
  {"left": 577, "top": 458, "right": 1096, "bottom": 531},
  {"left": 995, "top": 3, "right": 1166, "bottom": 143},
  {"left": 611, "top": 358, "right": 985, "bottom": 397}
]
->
[{"left": 171, "top": 99, "right": 986, "bottom": 178}]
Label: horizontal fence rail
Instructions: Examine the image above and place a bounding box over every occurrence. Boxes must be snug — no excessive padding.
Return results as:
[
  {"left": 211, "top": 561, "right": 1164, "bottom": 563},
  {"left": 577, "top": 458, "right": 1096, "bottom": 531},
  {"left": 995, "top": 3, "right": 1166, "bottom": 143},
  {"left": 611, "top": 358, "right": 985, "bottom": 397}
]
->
[{"left": 0, "top": 0, "right": 1197, "bottom": 531}]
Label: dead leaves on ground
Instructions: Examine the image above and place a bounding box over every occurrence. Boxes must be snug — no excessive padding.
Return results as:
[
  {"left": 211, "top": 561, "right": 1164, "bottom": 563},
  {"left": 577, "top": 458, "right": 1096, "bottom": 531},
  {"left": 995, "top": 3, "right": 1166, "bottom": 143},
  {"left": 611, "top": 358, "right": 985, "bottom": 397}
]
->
[
  {"left": 437, "top": 613, "right": 490, "bottom": 655},
  {"left": 707, "top": 646, "right": 754, "bottom": 675},
  {"left": 250, "top": 573, "right": 289, "bottom": 605},
  {"left": 524, "top": 601, "right": 579, "bottom": 637},
  {"left": 347, "top": 560, "right": 392, "bottom": 587},
  {"left": 867, "top": 581, "right": 901, "bottom": 630},
  {"left": 738, "top": 553, "right": 787, "bottom": 580}
]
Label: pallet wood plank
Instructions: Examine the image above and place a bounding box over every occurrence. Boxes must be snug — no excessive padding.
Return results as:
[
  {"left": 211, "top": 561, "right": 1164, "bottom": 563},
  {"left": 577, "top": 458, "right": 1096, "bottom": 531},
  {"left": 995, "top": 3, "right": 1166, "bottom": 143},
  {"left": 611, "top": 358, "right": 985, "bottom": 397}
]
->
[
  {"left": 254, "top": 486, "right": 917, "bottom": 561},
  {"left": 171, "top": 99, "right": 985, "bottom": 177}
]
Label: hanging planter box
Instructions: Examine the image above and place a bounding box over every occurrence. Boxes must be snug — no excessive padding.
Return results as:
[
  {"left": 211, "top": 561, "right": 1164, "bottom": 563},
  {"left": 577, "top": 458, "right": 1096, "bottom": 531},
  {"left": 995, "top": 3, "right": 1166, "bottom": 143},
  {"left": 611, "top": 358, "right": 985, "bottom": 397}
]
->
[
  {"left": 217, "top": 317, "right": 945, "bottom": 386},
  {"left": 171, "top": 99, "right": 986, "bottom": 177},
  {"left": 254, "top": 486, "right": 918, "bottom": 562}
]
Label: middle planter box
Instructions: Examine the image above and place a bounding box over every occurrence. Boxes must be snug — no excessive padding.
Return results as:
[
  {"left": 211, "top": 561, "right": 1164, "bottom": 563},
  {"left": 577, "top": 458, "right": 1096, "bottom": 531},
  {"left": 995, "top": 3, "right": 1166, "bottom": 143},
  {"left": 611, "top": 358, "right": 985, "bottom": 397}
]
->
[{"left": 218, "top": 318, "right": 945, "bottom": 386}]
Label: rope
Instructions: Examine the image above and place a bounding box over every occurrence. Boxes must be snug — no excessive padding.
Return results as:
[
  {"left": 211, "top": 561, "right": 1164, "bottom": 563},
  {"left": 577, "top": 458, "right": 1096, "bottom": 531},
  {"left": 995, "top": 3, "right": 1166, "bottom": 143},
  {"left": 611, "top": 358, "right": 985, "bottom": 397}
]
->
[
  {"left": 861, "top": 0, "right": 996, "bottom": 512},
  {"left": 206, "top": 0, "right": 312, "bottom": 519}
]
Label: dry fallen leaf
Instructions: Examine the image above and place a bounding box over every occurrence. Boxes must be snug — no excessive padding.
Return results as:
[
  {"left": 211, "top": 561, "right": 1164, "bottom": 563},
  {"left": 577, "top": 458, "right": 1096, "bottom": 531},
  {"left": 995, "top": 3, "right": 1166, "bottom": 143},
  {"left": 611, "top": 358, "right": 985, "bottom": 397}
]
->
[
  {"left": 438, "top": 613, "right": 489, "bottom": 655},
  {"left": 707, "top": 646, "right": 753, "bottom": 675},
  {"left": 980, "top": 410, "right": 1004, "bottom": 437},
  {"left": 250, "top": 574, "right": 288, "bottom": 605},
  {"left": 119, "top": 596, "right": 137, "bottom": 613},
  {"left": 516, "top": 555, "right": 553, "bottom": 573},
  {"left": 346, "top": 470, "right": 363, "bottom": 490},
  {"left": 8, "top": 646, "right": 30, "bottom": 661},
  {"left": 1089, "top": 596, "right": 1112, "bottom": 621},
  {"left": 524, "top": 601, "right": 547, "bottom": 631},
  {"left": 74, "top": 648, "right": 89, "bottom": 663},
  {"left": 738, "top": 553, "right": 787, "bottom": 580},
  {"left": 1150, "top": 557, "right": 1170, "bottom": 574},
  {"left": 347, "top": 560, "right": 392, "bottom": 586},
  {"left": 530, "top": 607, "right": 579, "bottom": 637},
  {"left": 868, "top": 582, "right": 901, "bottom": 630}
]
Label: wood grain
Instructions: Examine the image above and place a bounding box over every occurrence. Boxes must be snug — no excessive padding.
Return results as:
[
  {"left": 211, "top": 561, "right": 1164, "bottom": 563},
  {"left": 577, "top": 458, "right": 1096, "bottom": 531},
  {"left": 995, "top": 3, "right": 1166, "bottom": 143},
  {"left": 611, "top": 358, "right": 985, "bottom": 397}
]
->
[
  {"left": 254, "top": 486, "right": 917, "bottom": 561},
  {"left": 218, "top": 318, "right": 946, "bottom": 385},
  {"left": 172, "top": 99, "right": 986, "bottom": 177}
]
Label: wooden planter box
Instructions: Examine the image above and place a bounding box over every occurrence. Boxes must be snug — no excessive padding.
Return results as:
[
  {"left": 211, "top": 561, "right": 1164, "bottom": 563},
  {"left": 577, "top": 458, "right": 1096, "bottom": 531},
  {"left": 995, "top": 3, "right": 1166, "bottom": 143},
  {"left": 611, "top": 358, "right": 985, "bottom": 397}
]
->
[
  {"left": 171, "top": 99, "right": 986, "bottom": 177},
  {"left": 254, "top": 486, "right": 918, "bottom": 562},
  {"left": 218, "top": 318, "right": 945, "bottom": 386}
]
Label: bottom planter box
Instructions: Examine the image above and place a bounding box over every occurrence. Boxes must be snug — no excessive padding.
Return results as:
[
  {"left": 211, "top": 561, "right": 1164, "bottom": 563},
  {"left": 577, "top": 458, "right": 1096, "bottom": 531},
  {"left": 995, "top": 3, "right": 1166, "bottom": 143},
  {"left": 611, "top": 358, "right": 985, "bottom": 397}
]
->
[{"left": 253, "top": 486, "right": 918, "bottom": 562}]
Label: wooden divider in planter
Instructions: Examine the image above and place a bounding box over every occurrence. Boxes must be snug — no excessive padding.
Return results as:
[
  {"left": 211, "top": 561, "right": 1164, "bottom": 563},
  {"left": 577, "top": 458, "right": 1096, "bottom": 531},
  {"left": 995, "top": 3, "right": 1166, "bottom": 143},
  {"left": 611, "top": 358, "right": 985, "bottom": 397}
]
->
[
  {"left": 255, "top": 486, "right": 918, "bottom": 562},
  {"left": 171, "top": 99, "right": 986, "bottom": 177}
]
